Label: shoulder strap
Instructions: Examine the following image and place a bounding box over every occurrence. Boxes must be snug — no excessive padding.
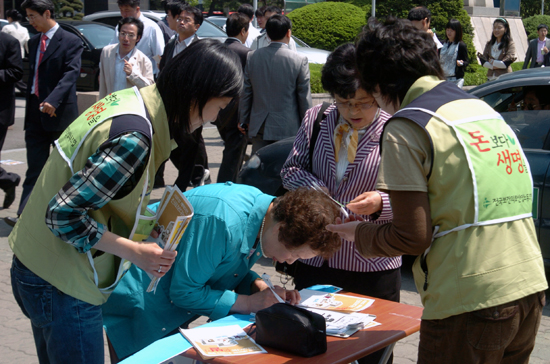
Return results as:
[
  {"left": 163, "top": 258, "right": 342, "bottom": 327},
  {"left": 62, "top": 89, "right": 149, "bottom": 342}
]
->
[{"left": 308, "top": 102, "right": 331, "bottom": 172}]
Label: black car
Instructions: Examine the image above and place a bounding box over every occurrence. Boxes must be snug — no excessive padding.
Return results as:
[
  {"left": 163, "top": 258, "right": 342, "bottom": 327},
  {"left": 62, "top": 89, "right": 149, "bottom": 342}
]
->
[
  {"left": 21, "top": 20, "right": 114, "bottom": 92},
  {"left": 238, "top": 68, "right": 550, "bottom": 271}
]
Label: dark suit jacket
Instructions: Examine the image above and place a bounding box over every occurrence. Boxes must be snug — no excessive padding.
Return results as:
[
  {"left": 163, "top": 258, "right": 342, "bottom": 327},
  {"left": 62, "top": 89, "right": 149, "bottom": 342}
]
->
[
  {"left": 215, "top": 38, "right": 251, "bottom": 131},
  {"left": 523, "top": 37, "right": 550, "bottom": 69},
  {"left": 25, "top": 26, "right": 82, "bottom": 132},
  {"left": 225, "top": 38, "right": 250, "bottom": 70},
  {"left": 0, "top": 32, "right": 23, "bottom": 127},
  {"left": 159, "top": 33, "right": 199, "bottom": 74}
]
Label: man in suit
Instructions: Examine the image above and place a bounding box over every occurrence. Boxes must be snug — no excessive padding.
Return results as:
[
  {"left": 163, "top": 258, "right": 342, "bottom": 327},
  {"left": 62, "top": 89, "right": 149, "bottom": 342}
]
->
[
  {"left": 214, "top": 13, "right": 251, "bottom": 183},
  {"left": 250, "top": 6, "right": 297, "bottom": 52},
  {"left": 0, "top": 32, "right": 23, "bottom": 209},
  {"left": 112, "top": 0, "right": 165, "bottom": 76},
  {"left": 240, "top": 14, "right": 311, "bottom": 154},
  {"left": 159, "top": 3, "right": 201, "bottom": 71},
  {"left": 7, "top": 0, "right": 82, "bottom": 225},
  {"left": 237, "top": 3, "right": 261, "bottom": 48},
  {"left": 157, "top": 4, "right": 210, "bottom": 189},
  {"left": 523, "top": 24, "right": 550, "bottom": 69},
  {"left": 99, "top": 17, "right": 154, "bottom": 98}
]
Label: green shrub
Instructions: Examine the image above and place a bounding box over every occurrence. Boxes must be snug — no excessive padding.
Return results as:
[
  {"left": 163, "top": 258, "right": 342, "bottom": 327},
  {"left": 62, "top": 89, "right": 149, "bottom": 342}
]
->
[
  {"left": 464, "top": 63, "right": 487, "bottom": 86},
  {"left": 309, "top": 64, "right": 325, "bottom": 94},
  {"left": 523, "top": 15, "right": 550, "bottom": 40},
  {"left": 287, "top": 2, "right": 366, "bottom": 51}
]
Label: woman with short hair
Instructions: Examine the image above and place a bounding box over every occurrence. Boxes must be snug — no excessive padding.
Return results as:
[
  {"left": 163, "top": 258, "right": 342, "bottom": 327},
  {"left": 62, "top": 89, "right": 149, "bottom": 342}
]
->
[
  {"left": 10, "top": 39, "right": 243, "bottom": 364},
  {"left": 281, "top": 42, "right": 400, "bottom": 364},
  {"left": 103, "top": 184, "right": 341, "bottom": 361}
]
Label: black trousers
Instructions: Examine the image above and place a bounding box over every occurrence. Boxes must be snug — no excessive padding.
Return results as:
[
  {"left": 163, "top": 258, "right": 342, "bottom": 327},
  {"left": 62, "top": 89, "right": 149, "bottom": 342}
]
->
[
  {"left": 216, "top": 122, "right": 247, "bottom": 183},
  {"left": 293, "top": 261, "right": 401, "bottom": 364},
  {"left": 155, "top": 127, "right": 209, "bottom": 190},
  {"left": 18, "top": 95, "right": 62, "bottom": 215},
  {"left": 0, "top": 123, "right": 19, "bottom": 191}
]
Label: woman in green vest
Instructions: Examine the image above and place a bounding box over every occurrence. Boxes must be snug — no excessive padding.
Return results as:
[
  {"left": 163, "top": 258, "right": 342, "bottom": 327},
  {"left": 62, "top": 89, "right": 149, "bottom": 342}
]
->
[{"left": 9, "top": 39, "right": 244, "bottom": 364}]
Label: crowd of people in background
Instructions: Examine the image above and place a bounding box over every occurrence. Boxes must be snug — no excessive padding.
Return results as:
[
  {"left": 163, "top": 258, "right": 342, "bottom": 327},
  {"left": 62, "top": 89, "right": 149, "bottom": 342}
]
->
[{"left": 0, "top": 1, "right": 548, "bottom": 363}]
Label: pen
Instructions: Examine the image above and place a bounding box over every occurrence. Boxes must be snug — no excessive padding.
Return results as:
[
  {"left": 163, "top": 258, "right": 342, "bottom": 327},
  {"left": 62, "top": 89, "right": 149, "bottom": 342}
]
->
[{"left": 261, "top": 273, "right": 285, "bottom": 303}]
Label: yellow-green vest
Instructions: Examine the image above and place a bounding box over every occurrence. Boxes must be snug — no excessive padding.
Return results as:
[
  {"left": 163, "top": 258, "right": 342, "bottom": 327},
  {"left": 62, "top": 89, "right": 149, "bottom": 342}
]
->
[
  {"left": 9, "top": 85, "right": 173, "bottom": 305},
  {"left": 388, "top": 78, "right": 547, "bottom": 320}
]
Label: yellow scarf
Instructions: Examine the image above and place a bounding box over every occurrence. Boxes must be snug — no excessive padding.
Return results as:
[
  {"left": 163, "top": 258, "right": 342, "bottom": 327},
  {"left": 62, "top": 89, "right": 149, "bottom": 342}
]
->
[{"left": 334, "top": 123, "right": 358, "bottom": 163}]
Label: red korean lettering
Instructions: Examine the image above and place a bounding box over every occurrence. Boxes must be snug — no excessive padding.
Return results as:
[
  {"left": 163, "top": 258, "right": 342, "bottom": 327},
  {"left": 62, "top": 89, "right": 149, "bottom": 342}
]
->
[
  {"left": 468, "top": 131, "right": 491, "bottom": 152},
  {"left": 511, "top": 149, "right": 524, "bottom": 173},
  {"left": 497, "top": 149, "right": 512, "bottom": 174}
]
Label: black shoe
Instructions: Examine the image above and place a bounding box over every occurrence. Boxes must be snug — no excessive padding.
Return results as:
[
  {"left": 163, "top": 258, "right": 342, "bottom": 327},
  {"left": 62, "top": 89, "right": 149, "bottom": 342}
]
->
[
  {"left": 3, "top": 174, "right": 20, "bottom": 209},
  {"left": 4, "top": 216, "right": 18, "bottom": 227}
]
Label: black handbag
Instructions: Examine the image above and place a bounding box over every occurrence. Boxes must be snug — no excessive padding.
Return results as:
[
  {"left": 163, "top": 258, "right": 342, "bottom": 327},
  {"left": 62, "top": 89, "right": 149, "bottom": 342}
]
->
[{"left": 255, "top": 303, "right": 327, "bottom": 357}]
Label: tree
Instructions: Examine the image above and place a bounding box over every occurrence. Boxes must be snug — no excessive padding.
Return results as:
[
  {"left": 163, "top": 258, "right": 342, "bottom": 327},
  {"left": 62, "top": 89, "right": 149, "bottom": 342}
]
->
[
  {"left": 54, "top": 0, "right": 83, "bottom": 20},
  {"left": 287, "top": 2, "right": 366, "bottom": 51},
  {"left": 520, "top": 0, "right": 550, "bottom": 18}
]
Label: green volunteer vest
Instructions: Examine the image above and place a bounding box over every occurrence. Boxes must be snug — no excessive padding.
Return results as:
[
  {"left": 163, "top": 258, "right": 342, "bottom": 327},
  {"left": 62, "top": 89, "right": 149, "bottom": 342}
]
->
[
  {"left": 9, "top": 86, "right": 173, "bottom": 305},
  {"left": 388, "top": 79, "right": 547, "bottom": 319}
]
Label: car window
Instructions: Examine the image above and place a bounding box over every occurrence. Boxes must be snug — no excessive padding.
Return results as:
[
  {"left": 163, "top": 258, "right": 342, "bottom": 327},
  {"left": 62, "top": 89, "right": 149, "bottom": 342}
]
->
[
  {"left": 92, "top": 16, "right": 121, "bottom": 28},
  {"left": 197, "top": 20, "right": 227, "bottom": 38},
  {"left": 292, "top": 36, "right": 308, "bottom": 48},
  {"left": 481, "top": 87, "right": 550, "bottom": 150},
  {"left": 75, "top": 24, "right": 114, "bottom": 48}
]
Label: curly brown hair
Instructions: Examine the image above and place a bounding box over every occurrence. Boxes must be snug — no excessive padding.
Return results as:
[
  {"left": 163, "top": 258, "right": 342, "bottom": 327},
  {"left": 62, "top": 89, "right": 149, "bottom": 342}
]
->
[{"left": 271, "top": 187, "right": 341, "bottom": 258}]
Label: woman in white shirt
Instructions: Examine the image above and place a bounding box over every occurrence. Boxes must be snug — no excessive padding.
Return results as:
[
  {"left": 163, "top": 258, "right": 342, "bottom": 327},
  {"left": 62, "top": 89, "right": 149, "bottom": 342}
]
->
[
  {"left": 479, "top": 18, "right": 516, "bottom": 81},
  {"left": 2, "top": 9, "right": 30, "bottom": 58}
]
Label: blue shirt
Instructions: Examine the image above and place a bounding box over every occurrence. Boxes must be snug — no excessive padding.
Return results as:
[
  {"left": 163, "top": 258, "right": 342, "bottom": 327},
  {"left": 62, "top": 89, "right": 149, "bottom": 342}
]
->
[{"left": 102, "top": 183, "right": 274, "bottom": 358}]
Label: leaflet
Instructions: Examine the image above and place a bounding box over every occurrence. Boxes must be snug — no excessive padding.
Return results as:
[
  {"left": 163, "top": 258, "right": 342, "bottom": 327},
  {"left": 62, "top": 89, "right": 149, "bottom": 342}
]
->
[
  {"left": 298, "top": 289, "right": 375, "bottom": 312},
  {"left": 146, "top": 185, "right": 194, "bottom": 292},
  {"left": 179, "top": 324, "right": 267, "bottom": 360},
  {"left": 306, "top": 308, "right": 380, "bottom": 337}
]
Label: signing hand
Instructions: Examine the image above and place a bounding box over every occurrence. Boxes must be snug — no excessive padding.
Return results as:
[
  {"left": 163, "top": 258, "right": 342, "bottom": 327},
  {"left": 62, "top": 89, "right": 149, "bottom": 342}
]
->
[
  {"left": 39, "top": 102, "right": 57, "bottom": 117},
  {"left": 273, "top": 285, "right": 301, "bottom": 305},
  {"left": 346, "top": 191, "right": 382, "bottom": 216},
  {"left": 123, "top": 59, "right": 132, "bottom": 76}
]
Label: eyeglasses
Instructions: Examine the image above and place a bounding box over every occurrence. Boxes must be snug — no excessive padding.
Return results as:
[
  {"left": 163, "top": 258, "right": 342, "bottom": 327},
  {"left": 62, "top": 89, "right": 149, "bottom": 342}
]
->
[
  {"left": 26, "top": 14, "right": 39, "bottom": 22},
  {"left": 176, "top": 17, "right": 194, "bottom": 24},
  {"left": 119, "top": 32, "right": 137, "bottom": 39},
  {"left": 334, "top": 100, "right": 375, "bottom": 111}
]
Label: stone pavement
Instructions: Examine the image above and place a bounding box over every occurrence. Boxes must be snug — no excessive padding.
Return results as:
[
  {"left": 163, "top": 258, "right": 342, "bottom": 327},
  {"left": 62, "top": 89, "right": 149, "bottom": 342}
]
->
[{"left": 0, "top": 125, "right": 548, "bottom": 363}]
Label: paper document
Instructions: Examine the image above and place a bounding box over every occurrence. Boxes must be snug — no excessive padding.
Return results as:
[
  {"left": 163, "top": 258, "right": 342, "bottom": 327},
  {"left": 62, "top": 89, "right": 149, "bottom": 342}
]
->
[
  {"left": 146, "top": 186, "right": 194, "bottom": 292},
  {"left": 179, "top": 324, "right": 266, "bottom": 360},
  {"left": 298, "top": 289, "right": 374, "bottom": 312},
  {"left": 306, "top": 308, "right": 379, "bottom": 337}
]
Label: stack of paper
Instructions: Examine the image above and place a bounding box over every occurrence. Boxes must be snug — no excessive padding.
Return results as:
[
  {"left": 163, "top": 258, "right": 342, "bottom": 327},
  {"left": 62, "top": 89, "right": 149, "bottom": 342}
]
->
[
  {"left": 179, "top": 324, "right": 266, "bottom": 360},
  {"left": 299, "top": 289, "right": 375, "bottom": 312}
]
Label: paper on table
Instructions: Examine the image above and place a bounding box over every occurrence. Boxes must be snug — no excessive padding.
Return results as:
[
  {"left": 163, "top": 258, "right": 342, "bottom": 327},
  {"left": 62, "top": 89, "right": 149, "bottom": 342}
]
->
[
  {"left": 306, "top": 308, "right": 378, "bottom": 337},
  {"left": 180, "top": 324, "right": 267, "bottom": 360},
  {"left": 119, "top": 314, "right": 254, "bottom": 364},
  {"left": 298, "top": 289, "right": 374, "bottom": 312}
]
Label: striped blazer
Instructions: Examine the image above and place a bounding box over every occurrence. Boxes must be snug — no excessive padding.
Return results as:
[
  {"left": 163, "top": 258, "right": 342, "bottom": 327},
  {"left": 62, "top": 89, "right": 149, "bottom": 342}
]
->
[{"left": 281, "top": 103, "right": 402, "bottom": 272}]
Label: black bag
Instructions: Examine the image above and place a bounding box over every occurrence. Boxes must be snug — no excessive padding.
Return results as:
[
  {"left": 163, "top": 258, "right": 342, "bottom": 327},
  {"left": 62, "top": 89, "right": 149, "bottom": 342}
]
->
[{"left": 255, "top": 303, "right": 327, "bottom": 357}]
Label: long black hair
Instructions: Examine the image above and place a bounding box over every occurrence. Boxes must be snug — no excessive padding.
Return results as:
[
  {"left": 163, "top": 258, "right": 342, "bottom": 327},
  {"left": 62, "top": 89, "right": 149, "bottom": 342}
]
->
[
  {"left": 156, "top": 39, "right": 243, "bottom": 143},
  {"left": 445, "top": 19, "right": 463, "bottom": 45},
  {"left": 490, "top": 18, "right": 512, "bottom": 50}
]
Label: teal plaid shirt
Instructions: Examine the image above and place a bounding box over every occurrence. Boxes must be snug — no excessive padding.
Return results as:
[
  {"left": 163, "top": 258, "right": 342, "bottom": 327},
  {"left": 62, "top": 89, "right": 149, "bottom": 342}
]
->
[{"left": 45, "top": 132, "right": 150, "bottom": 253}]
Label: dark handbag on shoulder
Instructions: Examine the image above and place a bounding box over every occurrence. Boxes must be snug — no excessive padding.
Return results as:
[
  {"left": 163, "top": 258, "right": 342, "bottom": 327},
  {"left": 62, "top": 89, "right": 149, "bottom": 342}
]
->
[{"left": 255, "top": 303, "right": 327, "bottom": 357}]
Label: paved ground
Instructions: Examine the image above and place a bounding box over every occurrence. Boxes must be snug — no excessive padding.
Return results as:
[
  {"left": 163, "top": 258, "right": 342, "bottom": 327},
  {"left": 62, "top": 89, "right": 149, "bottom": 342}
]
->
[{"left": 0, "top": 103, "right": 549, "bottom": 363}]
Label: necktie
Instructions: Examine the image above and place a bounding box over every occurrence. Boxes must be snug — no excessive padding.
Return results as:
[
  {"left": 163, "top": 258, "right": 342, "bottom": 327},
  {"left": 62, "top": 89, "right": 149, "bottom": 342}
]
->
[
  {"left": 34, "top": 34, "right": 48, "bottom": 97},
  {"left": 333, "top": 122, "right": 359, "bottom": 163}
]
